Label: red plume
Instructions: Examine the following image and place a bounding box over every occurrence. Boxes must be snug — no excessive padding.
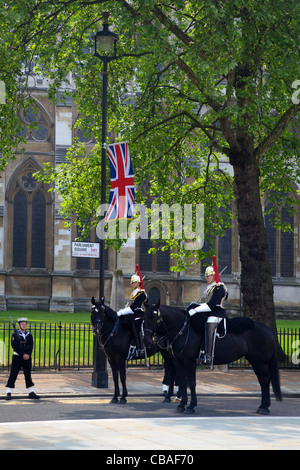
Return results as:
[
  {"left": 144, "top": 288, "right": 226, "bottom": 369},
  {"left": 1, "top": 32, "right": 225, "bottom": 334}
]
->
[
  {"left": 136, "top": 264, "right": 144, "bottom": 289},
  {"left": 212, "top": 255, "right": 221, "bottom": 284}
]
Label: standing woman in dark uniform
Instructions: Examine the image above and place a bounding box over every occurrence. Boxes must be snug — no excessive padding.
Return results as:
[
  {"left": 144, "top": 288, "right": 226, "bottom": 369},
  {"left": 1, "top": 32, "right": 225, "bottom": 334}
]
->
[{"left": 5, "top": 318, "right": 40, "bottom": 400}]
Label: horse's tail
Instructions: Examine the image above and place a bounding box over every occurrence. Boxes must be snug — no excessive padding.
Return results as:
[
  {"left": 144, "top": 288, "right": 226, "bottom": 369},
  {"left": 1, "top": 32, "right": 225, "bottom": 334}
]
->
[{"left": 270, "top": 347, "right": 282, "bottom": 401}]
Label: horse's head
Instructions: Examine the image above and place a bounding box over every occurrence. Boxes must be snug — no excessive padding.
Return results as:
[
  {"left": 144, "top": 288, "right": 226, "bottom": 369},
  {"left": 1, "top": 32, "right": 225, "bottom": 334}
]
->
[
  {"left": 143, "top": 300, "right": 160, "bottom": 349},
  {"left": 91, "top": 296, "right": 105, "bottom": 336}
]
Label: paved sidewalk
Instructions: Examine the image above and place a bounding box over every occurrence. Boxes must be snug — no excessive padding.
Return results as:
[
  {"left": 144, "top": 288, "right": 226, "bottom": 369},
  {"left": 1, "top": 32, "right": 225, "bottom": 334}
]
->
[
  {"left": 0, "top": 368, "right": 299, "bottom": 450},
  {"left": 0, "top": 367, "right": 299, "bottom": 398}
]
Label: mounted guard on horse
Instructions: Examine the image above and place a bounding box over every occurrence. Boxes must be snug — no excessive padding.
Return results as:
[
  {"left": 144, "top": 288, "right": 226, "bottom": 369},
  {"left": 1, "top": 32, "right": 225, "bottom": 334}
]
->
[
  {"left": 188, "top": 255, "right": 228, "bottom": 365},
  {"left": 143, "top": 254, "right": 282, "bottom": 415},
  {"left": 116, "top": 265, "right": 147, "bottom": 359}
]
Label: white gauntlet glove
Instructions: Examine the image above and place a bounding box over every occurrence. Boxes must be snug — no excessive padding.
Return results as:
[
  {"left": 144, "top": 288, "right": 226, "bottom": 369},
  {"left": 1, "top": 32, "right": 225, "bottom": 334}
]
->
[
  {"left": 189, "top": 303, "right": 211, "bottom": 316},
  {"left": 117, "top": 306, "right": 134, "bottom": 316}
]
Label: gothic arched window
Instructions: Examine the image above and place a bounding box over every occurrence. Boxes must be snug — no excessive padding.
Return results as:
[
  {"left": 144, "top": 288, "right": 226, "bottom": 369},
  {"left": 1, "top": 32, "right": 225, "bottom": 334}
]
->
[
  {"left": 264, "top": 199, "right": 295, "bottom": 278},
  {"left": 6, "top": 157, "right": 52, "bottom": 270},
  {"left": 13, "top": 191, "right": 27, "bottom": 267},
  {"left": 31, "top": 191, "right": 46, "bottom": 268},
  {"left": 139, "top": 238, "right": 170, "bottom": 273},
  {"left": 19, "top": 99, "right": 52, "bottom": 142},
  {"left": 148, "top": 287, "right": 160, "bottom": 305},
  {"left": 265, "top": 203, "right": 277, "bottom": 277},
  {"left": 280, "top": 207, "right": 294, "bottom": 278}
]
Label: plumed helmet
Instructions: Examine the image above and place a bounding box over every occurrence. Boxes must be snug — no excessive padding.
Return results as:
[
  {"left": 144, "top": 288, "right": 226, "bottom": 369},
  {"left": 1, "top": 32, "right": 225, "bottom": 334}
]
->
[
  {"left": 130, "top": 274, "right": 141, "bottom": 284},
  {"left": 205, "top": 266, "right": 215, "bottom": 277}
]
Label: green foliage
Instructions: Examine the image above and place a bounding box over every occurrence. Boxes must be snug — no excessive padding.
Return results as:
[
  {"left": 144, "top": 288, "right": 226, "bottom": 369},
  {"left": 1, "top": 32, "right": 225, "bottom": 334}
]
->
[
  {"left": 0, "top": 0, "right": 299, "bottom": 269},
  {"left": 35, "top": 141, "right": 104, "bottom": 239}
]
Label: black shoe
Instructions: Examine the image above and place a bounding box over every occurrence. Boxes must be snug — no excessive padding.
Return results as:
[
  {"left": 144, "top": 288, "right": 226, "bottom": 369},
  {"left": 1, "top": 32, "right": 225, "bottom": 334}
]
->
[
  {"left": 5, "top": 393, "right": 11, "bottom": 400},
  {"left": 28, "top": 392, "right": 40, "bottom": 399}
]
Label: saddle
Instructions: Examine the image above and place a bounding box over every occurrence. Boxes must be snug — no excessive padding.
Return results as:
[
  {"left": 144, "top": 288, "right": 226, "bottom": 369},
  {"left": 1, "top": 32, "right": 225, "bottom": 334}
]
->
[{"left": 191, "top": 315, "right": 254, "bottom": 337}]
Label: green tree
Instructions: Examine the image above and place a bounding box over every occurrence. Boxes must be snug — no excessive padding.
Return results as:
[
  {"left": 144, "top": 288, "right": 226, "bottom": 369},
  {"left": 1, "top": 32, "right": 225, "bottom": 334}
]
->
[{"left": 0, "top": 0, "right": 299, "bottom": 342}]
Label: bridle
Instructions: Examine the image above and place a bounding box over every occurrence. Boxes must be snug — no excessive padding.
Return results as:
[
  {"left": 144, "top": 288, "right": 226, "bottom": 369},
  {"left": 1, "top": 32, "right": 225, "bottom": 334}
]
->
[
  {"left": 91, "top": 302, "right": 119, "bottom": 349},
  {"left": 143, "top": 307, "right": 160, "bottom": 337},
  {"left": 144, "top": 307, "right": 189, "bottom": 357},
  {"left": 91, "top": 304, "right": 103, "bottom": 337}
]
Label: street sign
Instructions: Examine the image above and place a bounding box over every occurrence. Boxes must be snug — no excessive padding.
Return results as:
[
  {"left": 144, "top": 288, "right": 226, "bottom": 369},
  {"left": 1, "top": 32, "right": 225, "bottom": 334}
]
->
[{"left": 72, "top": 241, "right": 100, "bottom": 258}]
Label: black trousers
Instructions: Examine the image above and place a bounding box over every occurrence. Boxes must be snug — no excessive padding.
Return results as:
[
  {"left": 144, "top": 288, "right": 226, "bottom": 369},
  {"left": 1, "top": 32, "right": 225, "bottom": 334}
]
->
[{"left": 6, "top": 355, "right": 34, "bottom": 389}]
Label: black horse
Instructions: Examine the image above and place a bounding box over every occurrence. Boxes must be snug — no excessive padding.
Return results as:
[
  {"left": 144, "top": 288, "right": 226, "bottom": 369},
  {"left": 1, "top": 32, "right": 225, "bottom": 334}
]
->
[
  {"left": 91, "top": 296, "right": 158, "bottom": 404},
  {"left": 143, "top": 302, "right": 282, "bottom": 415}
]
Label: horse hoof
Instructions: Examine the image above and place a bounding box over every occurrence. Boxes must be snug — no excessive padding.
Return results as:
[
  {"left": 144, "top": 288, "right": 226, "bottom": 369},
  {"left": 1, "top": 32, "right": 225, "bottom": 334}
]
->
[
  {"left": 119, "top": 398, "right": 127, "bottom": 404},
  {"left": 185, "top": 407, "right": 195, "bottom": 415},
  {"left": 256, "top": 406, "right": 270, "bottom": 415},
  {"left": 110, "top": 398, "right": 119, "bottom": 404},
  {"left": 163, "top": 397, "right": 171, "bottom": 403},
  {"left": 176, "top": 405, "right": 185, "bottom": 413}
]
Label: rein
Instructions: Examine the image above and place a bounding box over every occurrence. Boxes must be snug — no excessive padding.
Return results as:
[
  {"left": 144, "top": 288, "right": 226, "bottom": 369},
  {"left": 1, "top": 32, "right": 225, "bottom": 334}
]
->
[
  {"left": 168, "top": 317, "right": 190, "bottom": 357},
  {"left": 100, "top": 318, "right": 119, "bottom": 348}
]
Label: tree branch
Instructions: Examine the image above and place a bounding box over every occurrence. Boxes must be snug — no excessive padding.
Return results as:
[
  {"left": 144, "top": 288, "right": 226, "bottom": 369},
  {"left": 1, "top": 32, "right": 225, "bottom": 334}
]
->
[
  {"left": 175, "top": 56, "right": 221, "bottom": 113},
  {"left": 151, "top": 5, "right": 196, "bottom": 48},
  {"left": 132, "top": 110, "right": 214, "bottom": 143},
  {"left": 254, "top": 103, "right": 300, "bottom": 160}
]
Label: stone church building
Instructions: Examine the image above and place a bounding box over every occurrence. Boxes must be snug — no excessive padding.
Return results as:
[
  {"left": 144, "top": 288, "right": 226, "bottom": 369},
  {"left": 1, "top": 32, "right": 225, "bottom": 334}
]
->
[{"left": 1, "top": 77, "right": 299, "bottom": 319}]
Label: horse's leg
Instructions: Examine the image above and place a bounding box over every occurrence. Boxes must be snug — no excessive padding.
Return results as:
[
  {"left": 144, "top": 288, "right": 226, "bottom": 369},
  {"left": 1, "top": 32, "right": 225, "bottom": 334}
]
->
[
  {"left": 163, "top": 356, "right": 175, "bottom": 403},
  {"left": 247, "top": 358, "right": 271, "bottom": 414},
  {"left": 185, "top": 359, "right": 197, "bottom": 414},
  {"left": 109, "top": 360, "right": 120, "bottom": 404},
  {"left": 174, "top": 362, "right": 187, "bottom": 413},
  {"left": 118, "top": 359, "right": 128, "bottom": 404}
]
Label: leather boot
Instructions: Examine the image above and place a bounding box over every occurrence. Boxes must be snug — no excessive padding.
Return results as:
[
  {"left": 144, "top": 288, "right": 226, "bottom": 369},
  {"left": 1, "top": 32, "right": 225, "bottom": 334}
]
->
[
  {"left": 198, "top": 322, "right": 218, "bottom": 364},
  {"left": 130, "top": 317, "right": 144, "bottom": 357}
]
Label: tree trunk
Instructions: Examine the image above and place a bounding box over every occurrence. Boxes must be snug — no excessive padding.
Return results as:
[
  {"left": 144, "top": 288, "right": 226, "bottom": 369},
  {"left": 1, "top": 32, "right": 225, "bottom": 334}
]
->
[{"left": 230, "top": 139, "right": 278, "bottom": 339}]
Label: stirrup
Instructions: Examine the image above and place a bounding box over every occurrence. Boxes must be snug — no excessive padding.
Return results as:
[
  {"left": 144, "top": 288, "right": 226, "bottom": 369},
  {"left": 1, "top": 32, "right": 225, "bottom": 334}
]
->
[
  {"left": 127, "top": 344, "right": 136, "bottom": 360},
  {"left": 128, "top": 345, "right": 145, "bottom": 360},
  {"left": 196, "top": 350, "right": 205, "bottom": 363},
  {"left": 134, "top": 348, "right": 145, "bottom": 358},
  {"left": 197, "top": 352, "right": 211, "bottom": 364}
]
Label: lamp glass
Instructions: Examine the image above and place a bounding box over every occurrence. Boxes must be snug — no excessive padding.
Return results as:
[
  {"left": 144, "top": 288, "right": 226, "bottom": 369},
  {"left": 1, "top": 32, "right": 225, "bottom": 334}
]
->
[{"left": 97, "top": 35, "right": 115, "bottom": 52}]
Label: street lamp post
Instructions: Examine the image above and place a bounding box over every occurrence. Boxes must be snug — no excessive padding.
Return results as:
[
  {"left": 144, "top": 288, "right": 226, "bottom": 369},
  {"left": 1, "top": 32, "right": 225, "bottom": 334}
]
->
[{"left": 92, "top": 12, "right": 118, "bottom": 388}]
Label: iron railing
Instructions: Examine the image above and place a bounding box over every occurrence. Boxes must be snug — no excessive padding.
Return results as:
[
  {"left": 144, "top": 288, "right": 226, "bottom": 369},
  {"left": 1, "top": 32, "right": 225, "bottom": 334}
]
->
[{"left": 0, "top": 323, "right": 299, "bottom": 371}]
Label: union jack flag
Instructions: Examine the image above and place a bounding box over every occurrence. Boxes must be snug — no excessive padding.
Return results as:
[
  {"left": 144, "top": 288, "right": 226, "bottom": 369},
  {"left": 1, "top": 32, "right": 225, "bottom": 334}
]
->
[{"left": 105, "top": 142, "right": 135, "bottom": 221}]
